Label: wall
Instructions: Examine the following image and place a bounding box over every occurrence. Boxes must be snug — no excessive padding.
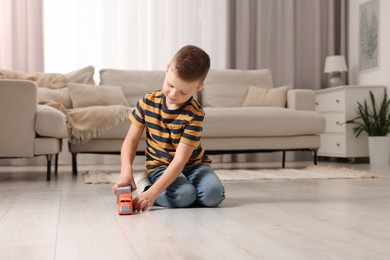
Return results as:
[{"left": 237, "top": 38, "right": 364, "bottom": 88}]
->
[{"left": 348, "top": 0, "right": 389, "bottom": 92}]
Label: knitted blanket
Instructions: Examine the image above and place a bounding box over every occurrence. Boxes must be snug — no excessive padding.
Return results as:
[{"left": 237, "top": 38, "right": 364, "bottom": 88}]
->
[
  {"left": 0, "top": 69, "right": 67, "bottom": 89},
  {"left": 40, "top": 100, "right": 131, "bottom": 144}
]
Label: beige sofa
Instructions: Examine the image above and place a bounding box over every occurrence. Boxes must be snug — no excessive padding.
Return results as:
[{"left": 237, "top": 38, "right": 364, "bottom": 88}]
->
[
  {"left": 0, "top": 66, "right": 95, "bottom": 180},
  {"left": 0, "top": 67, "right": 325, "bottom": 176},
  {"left": 68, "top": 68, "right": 325, "bottom": 175},
  {"left": 0, "top": 80, "right": 68, "bottom": 180}
]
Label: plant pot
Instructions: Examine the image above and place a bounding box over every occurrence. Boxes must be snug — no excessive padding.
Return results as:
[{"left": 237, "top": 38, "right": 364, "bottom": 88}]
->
[{"left": 368, "top": 136, "right": 390, "bottom": 165}]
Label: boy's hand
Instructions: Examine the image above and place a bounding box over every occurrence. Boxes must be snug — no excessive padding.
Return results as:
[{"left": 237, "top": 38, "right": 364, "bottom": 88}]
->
[
  {"left": 133, "top": 190, "right": 157, "bottom": 212},
  {"left": 112, "top": 171, "right": 137, "bottom": 194}
]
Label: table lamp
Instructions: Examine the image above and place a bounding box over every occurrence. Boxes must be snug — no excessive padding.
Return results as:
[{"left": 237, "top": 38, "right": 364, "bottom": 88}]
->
[{"left": 324, "top": 55, "right": 347, "bottom": 88}]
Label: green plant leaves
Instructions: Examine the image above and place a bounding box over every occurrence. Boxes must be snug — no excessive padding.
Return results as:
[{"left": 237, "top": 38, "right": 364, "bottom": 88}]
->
[{"left": 346, "top": 90, "right": 390, "bottom": 137}]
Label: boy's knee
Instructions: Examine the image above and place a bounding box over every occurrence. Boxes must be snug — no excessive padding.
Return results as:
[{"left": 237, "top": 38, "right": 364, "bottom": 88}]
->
[
  {"left": 165, "top": 184, "right": 197, "bottom": 208},
  {"left": 197, "top": 183, "right": 225, "bottom": 207}
]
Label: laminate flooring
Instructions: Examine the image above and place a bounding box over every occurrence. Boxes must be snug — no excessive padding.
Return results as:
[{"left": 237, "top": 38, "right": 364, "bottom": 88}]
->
[{"left": 0, "top": 161, "right": 389, "bottom": 260}]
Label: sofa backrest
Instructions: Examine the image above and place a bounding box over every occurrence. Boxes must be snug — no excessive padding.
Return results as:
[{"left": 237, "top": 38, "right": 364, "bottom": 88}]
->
[
  {"left": 201, "top": 69, "right": 274, "bottom": 107},
  {"left": 99, "top": 68, "right": 274, "bottom": 108},
  {"left": 100, "top": 69, "right": 165, "bottom": 107}
]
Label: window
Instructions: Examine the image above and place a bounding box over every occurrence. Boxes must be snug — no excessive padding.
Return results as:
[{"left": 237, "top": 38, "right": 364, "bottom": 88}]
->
[{"left": 44, "top": 0, "right": 228, "bottom": 72}]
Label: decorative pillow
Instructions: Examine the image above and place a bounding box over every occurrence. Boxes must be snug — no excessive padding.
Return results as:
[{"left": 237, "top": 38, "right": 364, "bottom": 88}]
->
[
  {"left": 202, "top": 69, "right": 274, "bottom": 107},
  {"left": 65, "top": 66, "right": 95, "bottom": 85},
  {"left": 68, "top": 83, "right": 128, "bottom": 108},
  {"left": 37, "top": 88, "right": 72, "bottom": 108},
  {"left": 242, "top": 85, "right": 290, "bottom": 107}
]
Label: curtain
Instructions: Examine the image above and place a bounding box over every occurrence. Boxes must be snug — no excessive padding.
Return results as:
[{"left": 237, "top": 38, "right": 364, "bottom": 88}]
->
[
  {"left": 44, "top": 0, "right": 229, "bottom": 73},
  {"left": 0, "top": 0, "right": 44, "bottom": 72},
  {"left": 227, "top": 0, "right": 348, "bottom": 90},
  {"left": 2, "top": 0, "right": 349, "bottom": 166},
  {"left": 226, "top": 0, "right": 348, "bottom": 163}
]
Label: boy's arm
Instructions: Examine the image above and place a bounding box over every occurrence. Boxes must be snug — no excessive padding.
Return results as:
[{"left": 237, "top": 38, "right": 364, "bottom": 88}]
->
[
  {"left": 112, "top": 123, "right": 144, "bottom": 193},
  {"left": 133, "top": 141, "right": 194, "bottom": 211}
]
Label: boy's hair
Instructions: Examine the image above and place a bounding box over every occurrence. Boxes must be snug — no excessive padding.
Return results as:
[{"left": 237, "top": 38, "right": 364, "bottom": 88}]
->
[{"left": 169, "top": 45, "right": 210, "bottom": 83}]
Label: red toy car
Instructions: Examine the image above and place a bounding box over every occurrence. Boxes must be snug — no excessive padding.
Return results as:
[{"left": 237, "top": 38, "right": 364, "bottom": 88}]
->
[
  {"left": 117, "top": 186, "right": 133, "bottom": 215},
  {"left": 118, "top": 193, "right": 133, "bottom": 215}
]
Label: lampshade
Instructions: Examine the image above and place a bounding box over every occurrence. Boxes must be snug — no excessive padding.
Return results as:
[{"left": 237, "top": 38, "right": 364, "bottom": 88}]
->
[{"left": 324, "top": 55, "right": 347, "bottom": 73}]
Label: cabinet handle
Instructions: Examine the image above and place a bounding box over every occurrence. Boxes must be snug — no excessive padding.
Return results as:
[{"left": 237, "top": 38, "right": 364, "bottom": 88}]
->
[
  {"left": 336, "top": 143, "right": 340, "bottom": 147},
  {"left": 336, "top": 99, "right": 340, "bottom": 103},
  {"left": 336, "top": 121, "right": 340, "bottom": 125},
  {"left": 315, "top": 102, "right": 319, "bottom": 106}
]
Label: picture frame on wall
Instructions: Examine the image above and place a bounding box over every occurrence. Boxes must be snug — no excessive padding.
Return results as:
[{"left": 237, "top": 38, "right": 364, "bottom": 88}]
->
[{"left": 359, "top": 0, "right": 379, "bottom": 73}]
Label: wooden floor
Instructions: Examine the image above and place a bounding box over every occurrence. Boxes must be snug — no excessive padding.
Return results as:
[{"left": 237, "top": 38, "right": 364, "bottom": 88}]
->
[{"left": 0, "top": 161, "right": 389, "bottom": 260}]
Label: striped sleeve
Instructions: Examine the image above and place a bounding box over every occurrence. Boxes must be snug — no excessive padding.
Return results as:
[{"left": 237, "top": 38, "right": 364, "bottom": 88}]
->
[{"left": 129, "top": 97, "right": 146, "bottom": 128}]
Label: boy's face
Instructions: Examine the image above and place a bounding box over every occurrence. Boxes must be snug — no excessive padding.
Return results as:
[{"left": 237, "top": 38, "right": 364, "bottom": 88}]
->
[{"left": 162, "top": 64, "right": 204, "bottom": 109}]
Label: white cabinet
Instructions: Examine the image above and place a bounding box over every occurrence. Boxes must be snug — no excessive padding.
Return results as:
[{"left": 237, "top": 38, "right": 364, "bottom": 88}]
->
[{"left": 315, "top": 85, "right": 385, "bottom": 158}]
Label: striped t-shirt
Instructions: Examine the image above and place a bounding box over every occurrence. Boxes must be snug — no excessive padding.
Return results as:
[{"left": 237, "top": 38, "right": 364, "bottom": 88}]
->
[{"left": 129, "top": 90, "right": 212, "bottom": 174}]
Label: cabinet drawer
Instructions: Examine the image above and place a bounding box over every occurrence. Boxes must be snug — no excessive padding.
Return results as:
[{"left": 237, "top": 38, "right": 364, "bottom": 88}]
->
[
  {"left": 323, "top": 113, "right": 346, "bottom": 133},
  {"left": 315, "top": 91, "right": 345, "bottom": 112},
  {"left": 319, "top": 134, "right": 346, "bottom": 156}
]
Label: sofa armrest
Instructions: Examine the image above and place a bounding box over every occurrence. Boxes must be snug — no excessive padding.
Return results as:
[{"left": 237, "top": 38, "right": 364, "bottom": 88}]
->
[
  {"left": 287, "top": 89, "right": 316, "bottom": 111},
  {"left": 36, "top": 105, "right": 68, "bottom": 138},
  {"left": 0, "top": 79, "right": 37, "bottom": 157}
]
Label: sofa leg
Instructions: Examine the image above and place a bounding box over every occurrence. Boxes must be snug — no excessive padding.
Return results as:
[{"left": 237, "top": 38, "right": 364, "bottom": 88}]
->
[
  {"left": 72, "top": 153, "right": 78, "bottom": 176},
  {"left": 312, "top": 149, "right": 318, "bottom": 165},
  {"left": 282, "top": 151, "right": 286, "bottom": 168},
  {"left": 46, "top": 154, "right": 53, "bottom": 181},
  {"left": 55, "top": 153, "right": 59, "bottom": 176}
]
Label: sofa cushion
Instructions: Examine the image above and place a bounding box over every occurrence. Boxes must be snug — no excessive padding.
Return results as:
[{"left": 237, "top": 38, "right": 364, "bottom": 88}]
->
[
  {"left": 36, "top": 105, "right": 68, "bottom": 138},
  {"left": 287, "top": 89, "right": 316, "bottom": 111},
  {"left": 37, "top": 87, "right": 72, "bottom": 109},
  {"left": 65, "top": 66, "right": 95, "bottom": 85},
  {"left": 202, "top": 69, "right": 274, "bottom": 107},
  {"left": 100, "top": 69, "right": 165, "bottom": 106},
  {"left": 68, "top": 83, "right": 128, "bottom": 108},
  {"left": 202, "top": 107, "right": 325, "bottom": 137},
  {"left": 242, "top": 85, "right": 290, "bottom": 107},
  {"left": 34, "top": 138, "right": 62, "bottom": 156},
  {"left": 94, "top": 107, "right": 325, "bottom": 140}
]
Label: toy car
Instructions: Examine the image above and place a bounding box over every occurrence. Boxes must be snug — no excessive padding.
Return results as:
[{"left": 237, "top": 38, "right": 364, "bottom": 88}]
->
[
  {"left": 118, "top": 193, "right": 133, "bottom": 215},
  {"left": 117, "top": 186, "right": 133, "bottom": 215}
]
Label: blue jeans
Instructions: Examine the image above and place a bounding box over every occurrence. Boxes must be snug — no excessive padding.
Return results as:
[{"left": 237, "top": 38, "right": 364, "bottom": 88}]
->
[{"left": 148, "top": 164, "right": 225, "bottom": 208}]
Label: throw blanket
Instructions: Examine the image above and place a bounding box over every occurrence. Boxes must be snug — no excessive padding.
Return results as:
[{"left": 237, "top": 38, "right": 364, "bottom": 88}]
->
[
  {"left": 40, "top": 100, "right": 131, "bottom": 144},
  {"left": 0, "top": 69, "right": 67, "bottom": 89}
]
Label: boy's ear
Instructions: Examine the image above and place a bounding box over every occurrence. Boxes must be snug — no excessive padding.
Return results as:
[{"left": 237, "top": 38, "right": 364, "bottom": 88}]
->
[{"left": 196, "top": 83, "right": 205, "bottom": 92}]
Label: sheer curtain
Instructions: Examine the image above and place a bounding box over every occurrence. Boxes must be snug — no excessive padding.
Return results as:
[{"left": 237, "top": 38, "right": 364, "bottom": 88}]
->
[
  {"left": 43, "top": 0, "right": 229, "bottom": 166},
  {"left": 44, "top": 0, "right": 228, "bottom": 73},
  {"left": 0, "top": 0, "right": 44, "bottom": 72}
]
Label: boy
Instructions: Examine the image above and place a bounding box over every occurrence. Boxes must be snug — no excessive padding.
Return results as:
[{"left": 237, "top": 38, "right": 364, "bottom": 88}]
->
[{"left": 112, "top": 45, "right": 225, "bottom": 212}]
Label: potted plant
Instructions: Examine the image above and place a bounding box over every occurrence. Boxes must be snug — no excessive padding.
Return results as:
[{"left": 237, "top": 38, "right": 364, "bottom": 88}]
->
[{"left": 346, "top": 90, "right": 390, "bottom": 164}]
